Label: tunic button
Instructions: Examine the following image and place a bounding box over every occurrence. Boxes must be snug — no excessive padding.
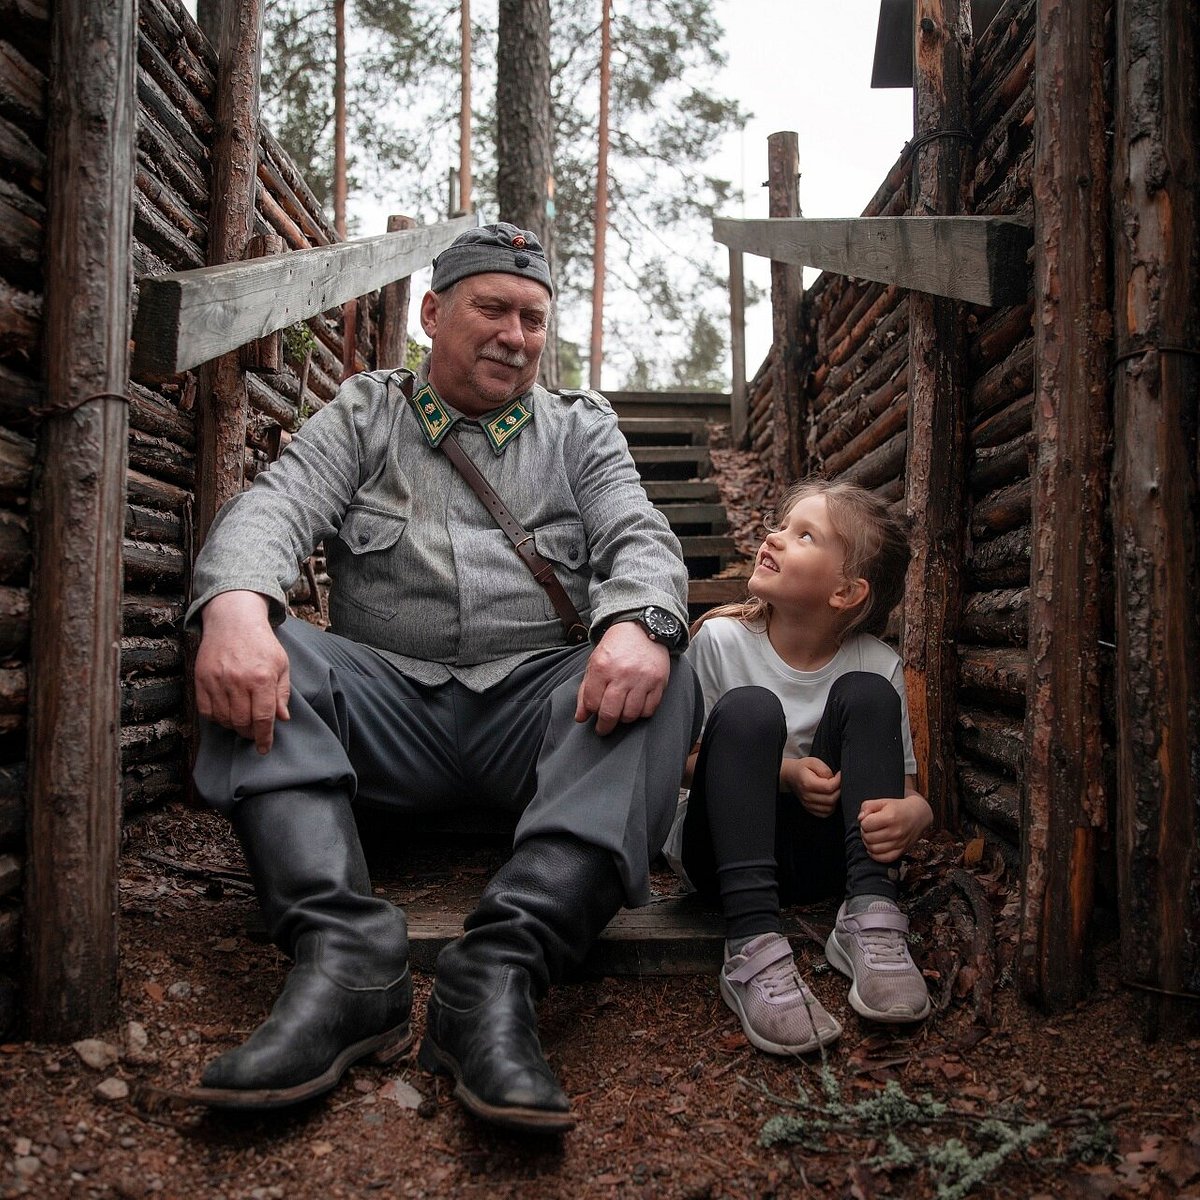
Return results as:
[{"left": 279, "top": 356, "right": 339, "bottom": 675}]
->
[
  {"left": 568, "top": 545, "right": 579, "bottom": 562},
  {"left": 358, "top": 533, "right": 369, "bottom": 545}
]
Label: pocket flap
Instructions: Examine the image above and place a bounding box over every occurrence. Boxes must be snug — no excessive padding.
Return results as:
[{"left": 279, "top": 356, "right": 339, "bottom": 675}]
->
[
  {"left": 337, "top": 505, "right": 408, "bottom": 555},
  {"left": 532, "top": 521, "right": 586, "bottom": 567}
]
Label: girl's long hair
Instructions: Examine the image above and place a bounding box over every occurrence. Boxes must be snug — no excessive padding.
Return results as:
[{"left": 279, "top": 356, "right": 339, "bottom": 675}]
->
[{"left": 691, "top": 478, "right": 912, "bottom": 641}]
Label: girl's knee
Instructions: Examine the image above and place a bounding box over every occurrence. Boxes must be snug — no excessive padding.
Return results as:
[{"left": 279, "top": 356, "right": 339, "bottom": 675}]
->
[
  {"left": 828, "top": 671, "right": 900, "bottom": 721},
  {"left": 707, "top": 686, "right": 786, "bottom": 739}
]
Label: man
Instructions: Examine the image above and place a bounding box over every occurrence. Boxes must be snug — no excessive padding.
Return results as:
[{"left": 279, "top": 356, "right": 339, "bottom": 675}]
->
[{"left": 186, "top": 223, "right": 699, "bottom": 1133}]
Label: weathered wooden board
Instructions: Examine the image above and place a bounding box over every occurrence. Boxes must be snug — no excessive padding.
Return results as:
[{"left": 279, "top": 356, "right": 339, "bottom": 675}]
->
[
  {"left": 713, "top": 215, "right": 1032, "bottom": 308},
  {"left": 132, "top": 214, "right": 477, "bottom": 378},
  {"left": 406, "top": 895, "right": 834, "bottom": 976}
]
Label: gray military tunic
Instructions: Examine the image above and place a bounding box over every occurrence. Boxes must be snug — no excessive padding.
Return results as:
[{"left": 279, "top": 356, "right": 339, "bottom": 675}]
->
[{"left": 188, "top": 365, "right": 699, "bottom": 904}]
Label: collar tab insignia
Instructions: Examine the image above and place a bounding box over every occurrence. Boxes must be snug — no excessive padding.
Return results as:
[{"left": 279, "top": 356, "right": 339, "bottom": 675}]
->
[
  {"left": 410, "top": 384, "right": 454, "bottom": 447},
  {"left": 483, "top": 398, "right": 533, "bottom": 453}
]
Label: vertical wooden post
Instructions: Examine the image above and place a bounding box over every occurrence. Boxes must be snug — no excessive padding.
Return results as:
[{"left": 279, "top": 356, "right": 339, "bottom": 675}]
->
[
  {"left": 589, "top": 0, "right": 612, "bottom": 391},
  {"left": 378, "top": 215, "right": 416, "bottom": 370},
  {"left": 193, "top": 0, "right": 264, "bottom": 550},
  {"left": 242, "top": 233, "right": 283, "bottom": 373},
  {"left": 728, "top": 247, "right": 747, "bottom": 447},
  {"left": 460, "top": 0, "right": 473, "bottom": 214},
  {"left": 902, "top": 0, "right": 971, "bottom": 829},
  {"left": 1111, "top": 0, "right": 1200, "bottom": 1035},
  {"left": 1017, "top": 0, "right": 1110, "bottom": 1012},
  {"left": 767, "top": 131, "right": 802, "bottom": 500},
  {"left": 26, "top": 0, "right": 135, "bottom": 1038},
  {"left": 333, "top": 0, "right": 347, "bottom": 238}
]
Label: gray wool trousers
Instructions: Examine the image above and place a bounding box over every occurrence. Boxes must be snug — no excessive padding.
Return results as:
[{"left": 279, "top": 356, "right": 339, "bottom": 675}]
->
[{"left": 193, "top": 618, "right": 701, "bottom": 905}]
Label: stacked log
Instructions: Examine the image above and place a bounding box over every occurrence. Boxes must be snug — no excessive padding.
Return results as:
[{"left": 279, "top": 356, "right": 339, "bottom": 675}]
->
[
  {"left": 956, "top": 0, "right": 1036, "bottom": 858},
  {"left": 116, "top": 0, "right": 363, "bottom": 822},
  {"left": 0, "top": 0, "right": 44, "bottom": 1034}
]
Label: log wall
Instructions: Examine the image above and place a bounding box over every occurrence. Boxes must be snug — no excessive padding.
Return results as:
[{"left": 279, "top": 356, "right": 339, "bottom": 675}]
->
[
  {"left": 772, "top": 0, "right": 1041, "bottom": 865},
  {"left": 0, "top": 0, "right": 365, "bottom": 1033}
]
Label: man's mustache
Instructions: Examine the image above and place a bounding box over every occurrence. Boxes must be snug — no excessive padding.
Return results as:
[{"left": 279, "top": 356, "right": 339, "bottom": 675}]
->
[{"left": 479, "top": 348, "right": 530, "bottom": 369}]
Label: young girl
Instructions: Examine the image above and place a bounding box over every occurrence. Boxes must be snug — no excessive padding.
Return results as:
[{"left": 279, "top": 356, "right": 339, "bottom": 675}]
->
[{"left": 665, "top": 478, "right": 932, "bottom": 1055}]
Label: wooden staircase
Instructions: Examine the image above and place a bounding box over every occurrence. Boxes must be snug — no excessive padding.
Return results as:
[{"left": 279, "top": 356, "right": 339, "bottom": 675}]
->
[{"left": 609, "top": 394, "right": 750, "bottom": 618}]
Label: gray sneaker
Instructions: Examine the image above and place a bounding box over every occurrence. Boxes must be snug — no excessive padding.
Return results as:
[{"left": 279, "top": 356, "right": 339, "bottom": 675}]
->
[
  {"left": 719, "top": 933, "right": 842, "bottom": 1055},
  {"left": 825, "top": 900, "right": 931, "bottom": 1023}
]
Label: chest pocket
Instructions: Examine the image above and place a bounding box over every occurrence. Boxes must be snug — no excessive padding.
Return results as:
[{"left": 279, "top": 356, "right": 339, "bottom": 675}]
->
[
  {"left": 531, "top": 520, "right": 589, "bottom": 622},
  {"left": 332, "top": 504, "right": 409, "bottom": 618}
]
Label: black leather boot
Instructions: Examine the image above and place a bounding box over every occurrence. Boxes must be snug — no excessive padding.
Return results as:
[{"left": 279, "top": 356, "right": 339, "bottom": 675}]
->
[
  {"left": 192, "top": 789, "right": 412, "bottom": 1109},
  {"left": 419, "top": 835, "right": 625, "bottom": 1133}
]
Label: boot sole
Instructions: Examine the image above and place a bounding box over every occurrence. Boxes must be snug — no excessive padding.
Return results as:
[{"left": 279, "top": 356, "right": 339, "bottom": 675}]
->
[
  {"left": 182, "top": 1022, "right": 413, "bottom": 1110},
  {"left": 418, "top": 1036, "right": 576, "bottom": 1134},
  {"left": 824, "top": 931, "right": 932, "bottom": 1023}
]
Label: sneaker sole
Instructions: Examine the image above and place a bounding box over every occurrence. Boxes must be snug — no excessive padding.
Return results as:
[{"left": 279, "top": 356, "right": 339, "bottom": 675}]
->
[
  {"left": 824, "top": 931, "right": 932, "bottom": 1023},
  {"left": 718, "top": 974, "right": 842, "bottom": 1056}
]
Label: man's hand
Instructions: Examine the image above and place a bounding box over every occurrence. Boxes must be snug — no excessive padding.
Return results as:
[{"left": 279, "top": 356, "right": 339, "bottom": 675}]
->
[
  {"left": 575, "top": 620, "right": 671, "bottom": 736},
  {"left": 194, "top": 590, "right": 291, "bottom": 755},
  {"left": 858, "top": 792, "right": 933, "bottom": 863},
  {"left": 782, "top": 756, "right": 842, "bottom": 818}
]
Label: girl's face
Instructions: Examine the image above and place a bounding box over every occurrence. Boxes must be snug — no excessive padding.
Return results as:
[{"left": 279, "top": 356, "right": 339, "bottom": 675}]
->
[{"left": 748, "top": 493, "right": 854, "bottom": 614}]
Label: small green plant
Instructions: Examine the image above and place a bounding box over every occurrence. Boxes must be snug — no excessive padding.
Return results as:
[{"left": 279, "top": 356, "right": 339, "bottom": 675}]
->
[
  {"left": 755, "top": 1066, "right": 1053, "bottom": 1199},
  {"left": 283, "top": 322, "right": 318, "bottom": 364}
]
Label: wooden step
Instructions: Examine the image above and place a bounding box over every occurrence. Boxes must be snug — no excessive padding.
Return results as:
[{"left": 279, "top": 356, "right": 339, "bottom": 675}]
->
[
  {"left": 406, "top": 894, "right": 831, "bottom": 976},
  {"left": 678, "top": 534, "right": 738, "bottom": 559},
  {"left": 630, "top": 446, "right": 712, "bottom": 480},
  {"left": 642, "top": 480, "right": 721, "bottom": 502},
  {"left": 607, "top": 390, "right": 730, "bottom": 422},
  {"left": 656, "top": 503, "right": 729, "bottom": 531},
  {"left": 688, "top": 577, "right": 750, "bottom": 606},
  {"left": 617, "top": 417, "right": 710, "bottom": 445}
]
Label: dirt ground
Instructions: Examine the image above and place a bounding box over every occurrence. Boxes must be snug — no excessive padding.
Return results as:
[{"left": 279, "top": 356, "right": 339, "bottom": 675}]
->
[{"left": 2, "top": 801, "right": 1198, "bottom": 1200}]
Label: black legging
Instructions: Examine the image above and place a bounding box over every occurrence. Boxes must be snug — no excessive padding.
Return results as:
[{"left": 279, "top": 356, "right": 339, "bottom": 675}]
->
[{"left": 680, "top": 673, "right": 904, "bottom": 941}]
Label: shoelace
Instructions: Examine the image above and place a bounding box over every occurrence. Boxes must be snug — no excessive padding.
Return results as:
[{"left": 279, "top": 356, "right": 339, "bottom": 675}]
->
[
  {"left": 854, "top": 923, "right": 911, "bottom": 968},
  {"left": 754, "top": 955, "right": 814, "bottom": 1002}
]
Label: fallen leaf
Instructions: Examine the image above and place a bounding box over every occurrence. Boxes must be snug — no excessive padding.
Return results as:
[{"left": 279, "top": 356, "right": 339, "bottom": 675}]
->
[
  {"left": 1159, "top": 1137, "right": 1200, "bottom": 1188},
  {"left": 143, "top": 981, "right": 164, "bottom": 1003},
  {"left": 963, "top": 837, "right": 986, "bottom": 867},
  {"left": 311, "top": 1141, "right": 334, "bottom": 1157}
]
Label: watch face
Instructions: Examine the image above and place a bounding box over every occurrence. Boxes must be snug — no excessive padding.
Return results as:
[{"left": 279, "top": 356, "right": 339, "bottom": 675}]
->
[{"left": 644, "top": 606, "right": 682, "bottom": 642}]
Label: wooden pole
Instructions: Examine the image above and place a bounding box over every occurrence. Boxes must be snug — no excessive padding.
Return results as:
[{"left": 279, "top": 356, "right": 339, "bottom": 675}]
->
[
  {"left": 1017, "top": 0, "right": 1109, "bottom": 1012},
  {"left": 588, "top": 0, "right": 611, "bottom": 390},
  {"left": 460, "top": 0, "right": 472, "bottom": 214},
  {"left": 378, "top": 214, "right": 416, "bottom": 369},
  {"left": 1111, "top": 0, "right": 1200, "bottom": 1035},
  {"left": 902, "top": 0, "right": 971, "bottom": 830},
  {"left": 766, "top": 131, "right": 803, "bottom": 501},
  {"left": 729, "top": 247, "right": 747, "bottom": 447},
  {"left": 26, "top": 0, "right": 135, "bottom": 1039},
  {"left": 241, "top": 233, "right": 283, "bottom": 373},
  {"left": 334, "top": 0, "right": 347, "bottom": 238},
  {"left": 193, "top": 0, "right": 264, "bottom": 551}
]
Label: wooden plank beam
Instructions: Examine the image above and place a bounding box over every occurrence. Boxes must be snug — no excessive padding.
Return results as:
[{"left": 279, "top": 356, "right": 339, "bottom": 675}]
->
[
  {"left": 727, "top": 247, "right": 747, "bottom": 447},
  {"left": 132, "top": 215, "right": 477, "bottom": 380},
  {"left": 902, "top": 0, "right": 972, "bottom": 831},
  {"left": 1111, "top": 0, "right": 1200, "bottom": 1036},
  {"left": 713, "top": 215, "right": 1031, "bottom": 308},
  {"left": 767, "top": 131, "right": 804, "bottom": 498},
  {"left": 1019, "top": 0, "right": 1109, "bottom": 1012},
  {"left": 26, "top": 0, "right": 135, "bottom": 1039}
]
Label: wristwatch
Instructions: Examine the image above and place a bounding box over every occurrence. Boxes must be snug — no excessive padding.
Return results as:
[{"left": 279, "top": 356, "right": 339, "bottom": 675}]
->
[{"left": 605, "top": 605, "right": 687, "bottom": 652}]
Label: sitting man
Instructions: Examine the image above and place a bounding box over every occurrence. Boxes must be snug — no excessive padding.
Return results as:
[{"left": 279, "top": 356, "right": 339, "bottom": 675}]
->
[{"left": 187, "top": 222, "right": 699, "bottom": 1133}]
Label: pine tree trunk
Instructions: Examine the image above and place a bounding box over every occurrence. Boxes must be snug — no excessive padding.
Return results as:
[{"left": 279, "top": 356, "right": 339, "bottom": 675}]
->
[{"left": 496, "top": 0, "right": 557, "bottom": 388}]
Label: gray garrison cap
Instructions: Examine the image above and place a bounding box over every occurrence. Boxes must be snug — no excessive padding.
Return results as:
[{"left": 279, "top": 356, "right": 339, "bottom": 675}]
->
[{"left": 430, "top": 222, "right": 553, "bottom": 296}]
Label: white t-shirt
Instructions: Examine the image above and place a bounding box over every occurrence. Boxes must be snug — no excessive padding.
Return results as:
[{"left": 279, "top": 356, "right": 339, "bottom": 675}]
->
[{"left": 663, "top": 616, "right": 917, "bottom": 880}]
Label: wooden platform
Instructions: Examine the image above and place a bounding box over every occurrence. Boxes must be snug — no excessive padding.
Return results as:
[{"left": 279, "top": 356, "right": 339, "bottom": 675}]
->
[{"left": 405, "top": 892, "right": 836, "bottom": 977}]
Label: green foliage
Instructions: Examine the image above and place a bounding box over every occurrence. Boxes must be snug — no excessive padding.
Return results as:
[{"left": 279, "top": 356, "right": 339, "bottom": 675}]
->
[
  {"left": 557, "top": 340, "right": 584, "bottom": 390},
  {"left": 756, "top": 1068, "right": 1054, "bottom": 1199},
  {"left": 404, "top": 334, "right": 427, "bottom": 373},
  {"left": 282, "top": 321, "right": 318, "bottom": 364}
]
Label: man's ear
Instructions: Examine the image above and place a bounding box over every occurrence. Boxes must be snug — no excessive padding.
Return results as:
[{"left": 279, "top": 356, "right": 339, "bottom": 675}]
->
[
  {"left": 830, "top": 577, "right": 870, "bottom": 613},
  {"left": 419, "top": 290, "right": 439, "bottom": 338}
]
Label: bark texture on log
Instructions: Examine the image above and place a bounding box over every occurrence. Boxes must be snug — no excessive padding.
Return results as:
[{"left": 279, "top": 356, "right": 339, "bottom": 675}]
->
[
  {"left": 903, "top": 0, "right": 972, "bottom": 827},
  {"left": 1019, "top": 0, "right": 1110, "bottom": 1012},
  {"left": 1111, "top": 0, "right": 1200, "bottom": 1034},
  {"left": 767, "top": 133, "right": 803, "bottom": 501},
  {"left": 26, "top": 0, "right": 135, "bottom": 1039}
]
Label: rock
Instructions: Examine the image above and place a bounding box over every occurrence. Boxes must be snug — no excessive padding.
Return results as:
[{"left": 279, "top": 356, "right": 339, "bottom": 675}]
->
[
  {"left": 14, "top": 1157, "right": 40, "bottom": 1178},
  {"left": 378, "top": 1079, "right": 423, "bottom": 1109},
  {"left": 72, "top": 1039, "right": 120, "bottom": 1071},
  {"left": 14, "top": 1136, "right": 31, "bottom": 1156},
  {"left": 167, "top": 982, "right": 192, "bottom": 1000},
  {"left": 95, "top": 1076, "right": 129, "bottom": 1102}
]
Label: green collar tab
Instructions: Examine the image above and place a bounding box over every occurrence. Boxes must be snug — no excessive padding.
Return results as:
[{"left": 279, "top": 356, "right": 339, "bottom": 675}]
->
[
  {"left": 410, "top": 383, "right": 454, "bottom": 447},
  {"left": 483, "top": 398, "right": 533, "bottom": 453}
]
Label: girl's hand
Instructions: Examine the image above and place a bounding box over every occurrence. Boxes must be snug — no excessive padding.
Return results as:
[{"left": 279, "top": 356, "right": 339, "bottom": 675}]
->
[
  {"left": 782, "top": 757, "right": 841, "bottom": 818},
  {"left": 858, "top": 793, "right": 933, "bottom": 863}
]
